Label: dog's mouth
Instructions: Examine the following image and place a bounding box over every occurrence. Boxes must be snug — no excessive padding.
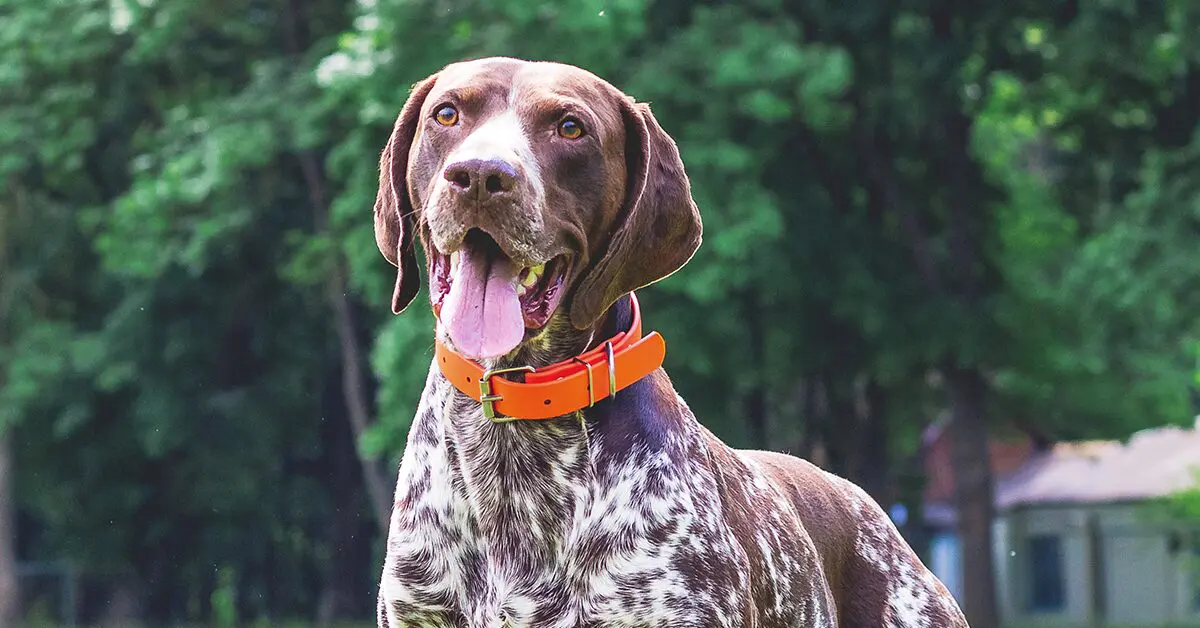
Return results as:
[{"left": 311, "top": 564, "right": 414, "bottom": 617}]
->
[{"left": 430, "top": 229, "right": 568, "bottom": 360}]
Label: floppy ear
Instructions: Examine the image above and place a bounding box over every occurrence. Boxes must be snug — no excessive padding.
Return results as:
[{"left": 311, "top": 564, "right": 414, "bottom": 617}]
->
[
  {"left": 374, "top": 74, "right": 438, "bottom": 315},
  {"left": 568, "top": 99, "right": 703, "bottom": 329}
]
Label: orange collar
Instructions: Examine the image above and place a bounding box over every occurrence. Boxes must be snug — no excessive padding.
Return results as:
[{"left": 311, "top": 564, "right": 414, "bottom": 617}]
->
[{"left": 434, "top": 293, "right": 666, "bottom": 422}]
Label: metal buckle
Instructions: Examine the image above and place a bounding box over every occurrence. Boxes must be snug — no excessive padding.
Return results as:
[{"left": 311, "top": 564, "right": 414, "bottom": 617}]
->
[
  {"left": 480, "top": 365, "right": 535, "bottom": 423},
  {"left": 571, "top": 357, "right": 595, "bottom": 408},
  {"left": 605, "top": 341, "right": 617, "bottom": 399}
]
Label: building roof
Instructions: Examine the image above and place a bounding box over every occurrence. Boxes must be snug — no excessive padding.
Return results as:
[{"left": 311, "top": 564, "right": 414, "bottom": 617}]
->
[{"left": 995, "top": 417, "right": 1200, "bottom": 510}]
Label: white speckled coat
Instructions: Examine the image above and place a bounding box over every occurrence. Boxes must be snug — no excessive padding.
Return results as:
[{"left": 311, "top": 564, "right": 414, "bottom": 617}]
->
[{"left": 376, "top": 301, "right": 967, "bottom": 627}]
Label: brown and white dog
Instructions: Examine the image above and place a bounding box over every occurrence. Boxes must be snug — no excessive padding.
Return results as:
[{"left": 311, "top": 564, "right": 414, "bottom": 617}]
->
[{"left": 372, "top": 57, "right": 969, "bottom": 628}]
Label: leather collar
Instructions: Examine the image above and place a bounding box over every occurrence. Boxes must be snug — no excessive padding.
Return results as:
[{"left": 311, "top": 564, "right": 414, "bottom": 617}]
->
[{"left": 434, "top": 293, "right": 666, "bottom": 422}]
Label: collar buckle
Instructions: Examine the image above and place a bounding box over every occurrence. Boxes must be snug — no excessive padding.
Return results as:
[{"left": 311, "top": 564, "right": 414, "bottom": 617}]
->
[
  {"left": 604, "top": 341, "right": 617, "bottom": 400},
  {"left": 479, "top": 365, "right": 535, "bottom": 423},
  {"left": 570, "top": 357, "right": 596, "bottom": 408}
]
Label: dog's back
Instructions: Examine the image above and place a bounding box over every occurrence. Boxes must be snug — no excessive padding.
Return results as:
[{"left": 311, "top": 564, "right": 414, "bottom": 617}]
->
[{"left": 738, "top": 447, "right": 966, "bottom": 626}]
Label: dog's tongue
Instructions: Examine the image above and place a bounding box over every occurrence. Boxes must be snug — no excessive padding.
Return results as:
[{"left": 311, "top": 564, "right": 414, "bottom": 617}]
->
[{"left": 441, "top": 246, "right": 524, "bottom": 360}]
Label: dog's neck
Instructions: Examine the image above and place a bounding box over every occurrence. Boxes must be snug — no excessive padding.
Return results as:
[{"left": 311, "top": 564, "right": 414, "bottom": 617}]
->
[
  {"left": 503, "top": 294, "right": 634, "bottom": 370},
  {"left": 417, "top": 295, "right": 675, "bottom": 570}
]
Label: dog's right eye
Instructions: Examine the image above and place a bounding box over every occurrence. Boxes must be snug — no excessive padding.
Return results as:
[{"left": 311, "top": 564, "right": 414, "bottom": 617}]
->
[
  {"left": 434, "top": 105, "right": 459, "bottom": 127},
  {"left": 557, "top": 117, "right": 585, "bottom": 140}
]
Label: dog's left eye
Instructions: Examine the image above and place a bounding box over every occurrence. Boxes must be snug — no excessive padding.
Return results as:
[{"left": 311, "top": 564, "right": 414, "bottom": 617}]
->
[
  {"left": 558, "top": 117, "right": 585, "bottom": 140},
  {"left": 434, "top": 105, "right": 459, "bottom": 127}
]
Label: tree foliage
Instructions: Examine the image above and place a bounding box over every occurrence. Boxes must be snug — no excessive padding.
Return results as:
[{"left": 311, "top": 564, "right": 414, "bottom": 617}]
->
[{"left": 1, "top": 0, "right": 1197, "bottom": 624}]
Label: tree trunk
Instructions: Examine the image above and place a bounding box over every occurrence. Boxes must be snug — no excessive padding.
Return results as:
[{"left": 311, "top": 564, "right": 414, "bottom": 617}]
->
[
  {"left": 855, "top": 377, "right": 890, "bottom": 506},
  {"left": 945, "top": 364, "right": 997, "bottom": 628},
  {"left": 819, "top": 372, "right": 852, "bottom": 478},
  {"left": 937, "top": 74, "right": 1001, "bottom": 627},
  {"left": 741, "top": 290, "right": 769, "bottom": 449},
  {"left": 295, "top": 151, "right": 393, "bottom": 536},
  {"left": 744, "top": 387, "right": 768, "bottom": 450},
  {"left": 326, "top": 266, "right": 393, "bottom": 535},
  {"left": 316, "top": 401, "right": 371, "bottom": 625},
  {"left": 282, "top": 0, "right": 392, "bottom": 536},
  {"left": 794, "top": 378, "right": 817, "bottom": 460},
  {"left": 0, "top": 192, "right": 21, "bottom": 625},
  {"left": 0, "top": 432, "right": 18, "bottom": 626}
]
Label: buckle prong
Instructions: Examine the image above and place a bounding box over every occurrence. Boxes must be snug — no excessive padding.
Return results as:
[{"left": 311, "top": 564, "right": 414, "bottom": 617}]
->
[{"left": 480, "top": 365, "right": 535, "bottom": 423}]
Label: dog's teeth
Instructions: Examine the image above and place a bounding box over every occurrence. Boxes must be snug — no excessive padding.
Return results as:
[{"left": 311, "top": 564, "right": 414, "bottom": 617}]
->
[
  {"left": 515, "top": 264, "right": 546, "bottom": 293},
  {"left": 450, "top": 252, "right": 460, "bottom": 272},
  {"left": 521, "top": 264, "right": 545, "bottom": 286}
]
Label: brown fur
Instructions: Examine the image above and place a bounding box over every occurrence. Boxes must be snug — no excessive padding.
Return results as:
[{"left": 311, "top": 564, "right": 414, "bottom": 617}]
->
[{"left": 373, "top": 57, "right": 702, "bottom": 331}]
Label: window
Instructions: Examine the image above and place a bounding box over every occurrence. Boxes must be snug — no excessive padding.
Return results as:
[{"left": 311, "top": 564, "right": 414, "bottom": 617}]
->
[{"left": 1028, "top": 535, "right": 1065, "bottom": 612}]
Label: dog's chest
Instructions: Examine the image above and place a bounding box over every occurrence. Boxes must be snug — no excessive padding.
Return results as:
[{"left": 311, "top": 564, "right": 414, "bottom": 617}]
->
[{"left": 379, "top": 380, "right": 759, "bottom": 627}]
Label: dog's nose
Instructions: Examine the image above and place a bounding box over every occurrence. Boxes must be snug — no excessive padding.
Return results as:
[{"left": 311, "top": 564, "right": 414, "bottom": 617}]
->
[{"left": 443, "top": 158, "right": 519, "bottom": 201}]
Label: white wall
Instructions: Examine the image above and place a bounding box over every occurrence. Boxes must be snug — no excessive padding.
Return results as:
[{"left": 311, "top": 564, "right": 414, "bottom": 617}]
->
[{"left": 998, "top": 503, "right": 1200, "bottom": 627}]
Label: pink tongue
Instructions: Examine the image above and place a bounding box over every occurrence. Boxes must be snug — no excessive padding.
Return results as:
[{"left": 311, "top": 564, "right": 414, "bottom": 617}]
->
[{"left": 441, "top": 247, "right": 525, "bottom": 360}]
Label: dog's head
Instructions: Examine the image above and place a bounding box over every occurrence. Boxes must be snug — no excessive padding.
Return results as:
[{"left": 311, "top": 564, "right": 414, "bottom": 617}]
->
[{"left": 374, "top": 57, "right": 701, "bottom": 361}]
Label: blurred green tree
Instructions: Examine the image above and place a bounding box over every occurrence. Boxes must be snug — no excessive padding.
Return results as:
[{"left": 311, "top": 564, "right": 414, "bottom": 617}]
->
[
  {"left": 1, "top": 0, "right": 1198, "bottom": 624},
  {"left": 1, "top": 0, "right": 377, "bottom": 621}
]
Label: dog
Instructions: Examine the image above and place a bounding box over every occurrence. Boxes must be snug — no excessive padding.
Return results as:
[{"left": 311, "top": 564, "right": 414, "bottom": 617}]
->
[{"left": 372, "top": 57, "right": 968, "bottom": 628}]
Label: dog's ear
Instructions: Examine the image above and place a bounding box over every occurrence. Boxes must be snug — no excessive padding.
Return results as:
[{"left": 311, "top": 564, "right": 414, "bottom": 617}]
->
[
  {"left": 375, "top": 74, "right": 439, "bottom": 315},
  {"left": 568, "top": 99, "right": 703, "bottom": 329}
]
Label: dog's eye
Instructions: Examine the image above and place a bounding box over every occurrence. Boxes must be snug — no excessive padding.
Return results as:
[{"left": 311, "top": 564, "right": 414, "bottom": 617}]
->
[
  {"left": 557, "top": 117, "right": 585, "bottom": 140},
  {"left": 434, "top": 105, "right": 459, "bottom": 127}
]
